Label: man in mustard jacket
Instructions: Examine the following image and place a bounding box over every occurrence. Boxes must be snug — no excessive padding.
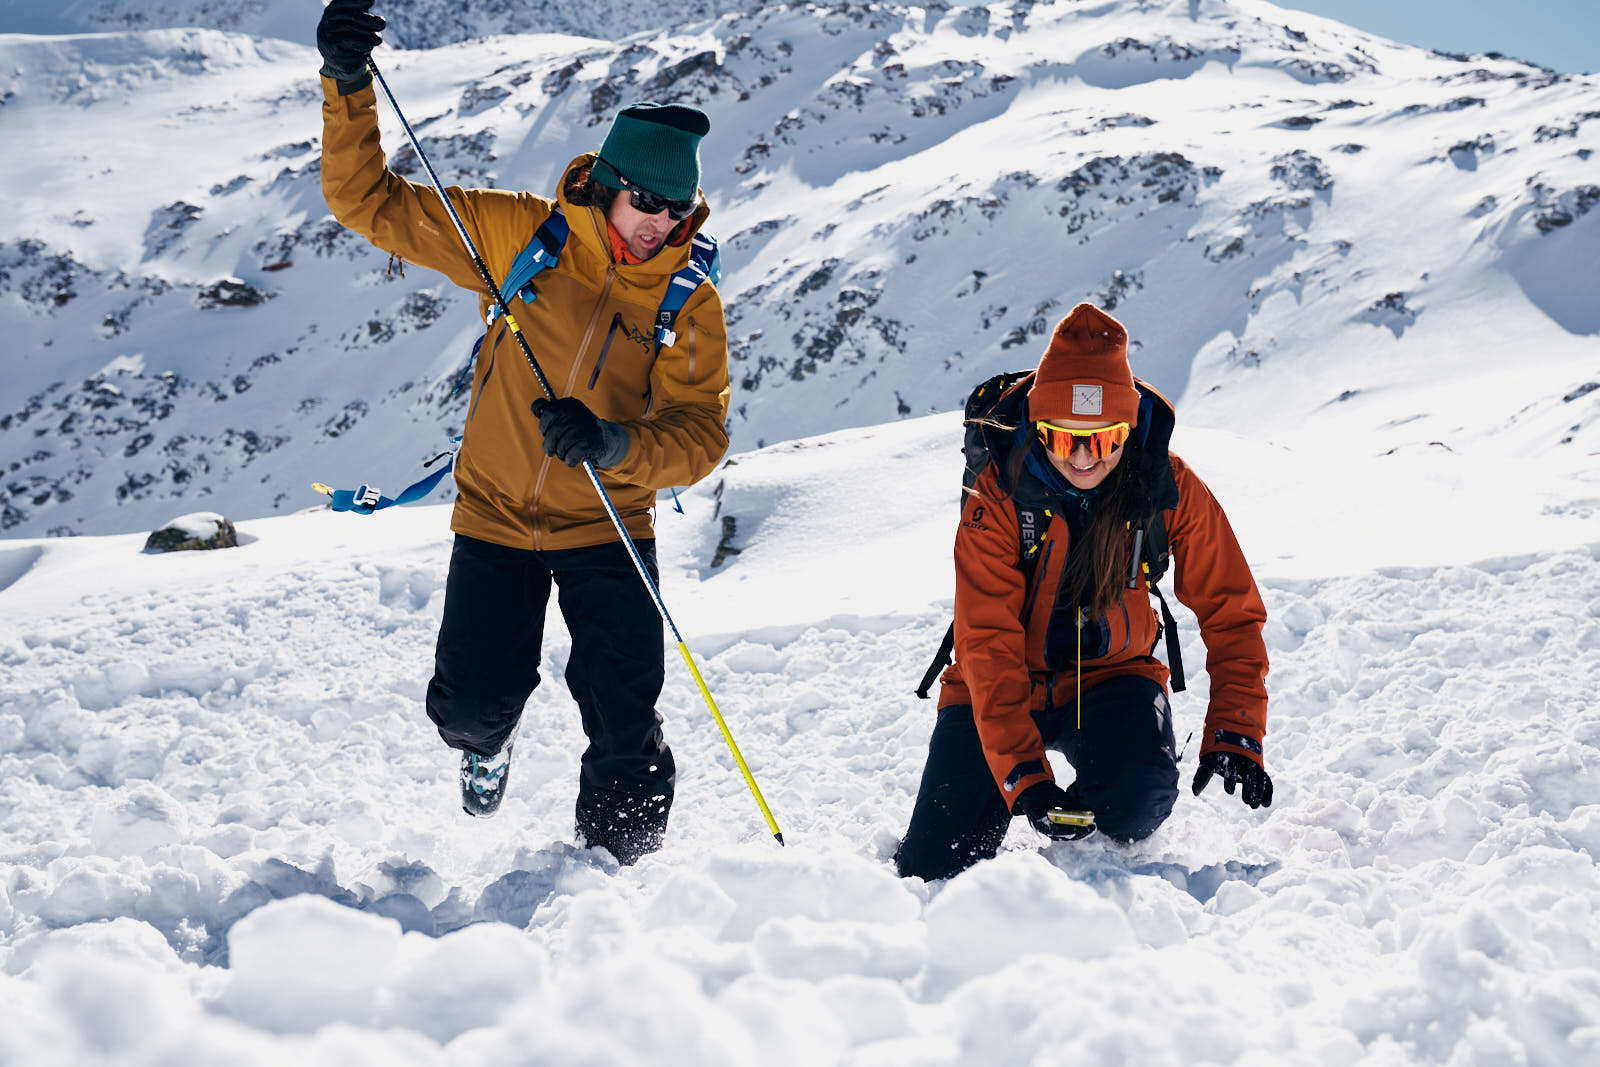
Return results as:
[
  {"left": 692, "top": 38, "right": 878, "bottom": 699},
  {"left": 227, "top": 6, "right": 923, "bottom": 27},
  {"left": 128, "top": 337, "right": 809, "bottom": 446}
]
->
[{"left": 317, "top": 0, "right": 731, "bottom": 864}]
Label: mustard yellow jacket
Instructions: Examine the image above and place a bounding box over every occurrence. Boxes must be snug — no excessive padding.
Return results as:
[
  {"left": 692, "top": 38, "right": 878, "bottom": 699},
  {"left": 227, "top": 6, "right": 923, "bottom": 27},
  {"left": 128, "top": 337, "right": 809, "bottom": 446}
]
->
[{"left": 320, "top": 77, "right": 731, "bottom": 551}]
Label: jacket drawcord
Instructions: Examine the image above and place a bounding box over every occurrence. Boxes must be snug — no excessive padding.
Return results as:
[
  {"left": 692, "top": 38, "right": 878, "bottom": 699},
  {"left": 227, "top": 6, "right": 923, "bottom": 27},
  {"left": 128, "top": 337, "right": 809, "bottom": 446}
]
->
[{"left": 1075, "top": 606, "right": 1084, "bottom": 729}]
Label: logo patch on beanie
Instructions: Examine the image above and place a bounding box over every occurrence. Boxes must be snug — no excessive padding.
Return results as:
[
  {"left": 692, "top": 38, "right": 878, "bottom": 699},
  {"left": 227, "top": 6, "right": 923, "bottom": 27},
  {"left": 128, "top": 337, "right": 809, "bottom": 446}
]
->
[{"left": 1072, "top": 385, "right": 1103, "bottom": 416}]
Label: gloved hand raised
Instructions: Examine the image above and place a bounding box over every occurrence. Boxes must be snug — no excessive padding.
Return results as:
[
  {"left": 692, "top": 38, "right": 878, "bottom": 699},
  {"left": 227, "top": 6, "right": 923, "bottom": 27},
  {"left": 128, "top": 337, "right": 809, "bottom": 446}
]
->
[
  {"left": 1014, "top": 781, "right": 1096, "bottom": 841},
  {"left": 1191, "top": 751, "right": 1273, "bottom": 809},
  {"left": 530, "top": 397, "right": 630, "bottom": 469},
  {"left": 317, "top": 0, "right": 385, "bottom": 92}
]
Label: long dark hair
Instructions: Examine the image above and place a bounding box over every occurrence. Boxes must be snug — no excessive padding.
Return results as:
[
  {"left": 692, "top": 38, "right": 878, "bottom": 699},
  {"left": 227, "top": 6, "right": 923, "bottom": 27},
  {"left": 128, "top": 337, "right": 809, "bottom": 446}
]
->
[
  {"left": 1055, "top": 436, "right": 1163, "bottom": 618},
  {"left": 998, "top": 411, "right": 1162, "bottom": 619}
]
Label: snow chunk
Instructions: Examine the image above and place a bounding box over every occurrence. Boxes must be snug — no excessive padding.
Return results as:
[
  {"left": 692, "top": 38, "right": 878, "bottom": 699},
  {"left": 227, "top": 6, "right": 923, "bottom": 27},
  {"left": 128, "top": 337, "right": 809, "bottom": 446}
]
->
[
  {"left": 752, "top": 915, "right": 926, "bottom": 981},
  {"left": 30, "top": 935, "right": 196, "bottom": 1061},
  {"left": 222, "top": 895, "right": 402, "bottom": 1032},
  {"left": 644, "top": 868, "right": 739, "bottom": 936},
  {"left": 705, "top": 849, "right": 920, "bottom": 939},
  {"left": 88, "top": 783, "right": 187, "bottom": 857},
  {"left": 924, "top": 853, "right": 1137, "bottom": 980},
  {"left": 4, "top": 915, "right": 185, "bottom": 979},
  {"left": 385, "top": 922, "right": 548, "bottom": 1044}
]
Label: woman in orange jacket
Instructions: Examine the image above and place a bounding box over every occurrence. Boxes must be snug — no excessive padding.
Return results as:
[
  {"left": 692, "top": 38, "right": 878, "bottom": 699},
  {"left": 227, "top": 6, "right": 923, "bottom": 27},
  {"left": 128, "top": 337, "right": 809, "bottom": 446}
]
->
[{"left": 896, "top": 303, "right": 1272, "bottom": 881}]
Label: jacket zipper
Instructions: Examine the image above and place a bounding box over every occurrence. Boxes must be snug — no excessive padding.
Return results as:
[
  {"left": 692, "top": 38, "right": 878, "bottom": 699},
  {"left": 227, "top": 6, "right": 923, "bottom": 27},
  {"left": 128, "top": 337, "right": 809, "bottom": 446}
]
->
[
  {"left": 686, "top": 314, "right": 698, "bottom": 385},
  {"left": 587, "top": 312, "right": 623, "bottom": 390},
  {"left": 467, "top": 324, "right": 503, "bottom": 423},
  {"left": 1020, "top": 538, "right": 1052, "bottom": 639},
  {"left": 529, "top": 258, "right": 616, "bottom": 549},
  {"left": 1075, "top": 607, "right": 1084, "bottom": 729}
]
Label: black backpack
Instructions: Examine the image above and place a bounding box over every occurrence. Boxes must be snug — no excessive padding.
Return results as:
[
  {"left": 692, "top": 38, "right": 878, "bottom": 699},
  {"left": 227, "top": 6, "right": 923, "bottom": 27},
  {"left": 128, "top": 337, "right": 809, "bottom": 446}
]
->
[{"left": 914, "top": 370, "right": 1186, "bottom": 698}]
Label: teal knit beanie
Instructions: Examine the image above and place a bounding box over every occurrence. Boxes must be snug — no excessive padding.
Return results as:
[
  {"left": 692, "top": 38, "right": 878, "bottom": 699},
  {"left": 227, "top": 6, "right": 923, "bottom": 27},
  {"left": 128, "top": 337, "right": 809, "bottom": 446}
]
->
[{"left": 595, "top": 102, "right": 710, "bottom": 202}]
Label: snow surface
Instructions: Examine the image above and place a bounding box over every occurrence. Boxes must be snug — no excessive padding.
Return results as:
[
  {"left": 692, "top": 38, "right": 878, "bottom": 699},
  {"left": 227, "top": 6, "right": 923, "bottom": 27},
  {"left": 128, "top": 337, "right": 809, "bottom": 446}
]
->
[
  {"left": 2, "top": 1, "right": 1600, "bottom": 1064},
  {"left": 2, "top": 413, "right": 1599, "bottom": 1065}
]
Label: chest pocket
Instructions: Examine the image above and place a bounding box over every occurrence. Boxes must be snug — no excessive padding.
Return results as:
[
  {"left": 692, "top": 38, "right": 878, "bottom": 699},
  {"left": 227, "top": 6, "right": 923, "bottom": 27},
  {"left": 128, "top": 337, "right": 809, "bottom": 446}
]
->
[
  {"left": 1044, "top": 604, "right": 1110, "bottom": 671},
  {"left": 587, "top": 312, "right": 641, "bottom": 389},
  {"left": 584, "top": 304, "right": 656, "bottom": 395}
]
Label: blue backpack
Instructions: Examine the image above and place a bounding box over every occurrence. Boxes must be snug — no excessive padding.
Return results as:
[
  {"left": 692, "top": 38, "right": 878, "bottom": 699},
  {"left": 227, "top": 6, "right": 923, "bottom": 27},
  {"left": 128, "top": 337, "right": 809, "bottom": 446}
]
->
[
  {"left": 485, "top": 207, "right": 720, "bottom": 348},
  {"left": 315, "top": 207, "right": 720, "bottom": 514}
]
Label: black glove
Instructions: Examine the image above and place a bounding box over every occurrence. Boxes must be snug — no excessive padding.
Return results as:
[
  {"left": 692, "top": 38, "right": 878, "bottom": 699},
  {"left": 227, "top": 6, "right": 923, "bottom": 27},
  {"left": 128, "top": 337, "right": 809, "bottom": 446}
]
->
[
  {"left": 317, "top": 0, "right": 384, "bottom": 93},
  {"left": 1192, "top": 751, "right": 1273, "bottom": 809},
  {"left": 1014, "top": 781, "right": 1096, "bottom": 841},
  {"left": 530, "top": 397, "right": 630, "bottom": 469}
]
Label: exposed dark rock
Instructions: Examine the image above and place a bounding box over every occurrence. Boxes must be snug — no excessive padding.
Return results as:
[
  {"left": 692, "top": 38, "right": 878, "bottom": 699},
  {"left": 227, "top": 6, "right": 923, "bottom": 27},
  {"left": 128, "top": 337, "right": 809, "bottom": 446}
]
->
[
  {"left": 197, "top": 278, "right": 268, "bottom": 309},
  {"left": 1532, "top": 183, "right": 1600, "bottom": 233},
  {"left": 144, "top": 513, "right": 238, "bottom": 553},
  {"left": 711, "top": 515, "right": 741, "bottom": 567},
  {"left": 1270, "top": 150, "right": 1332, "bottom": 191},
  {"left": 144, "top": 201, "right": 203, "bottom": 258},
  {"left": 543, "top": 60, "right": 584, "bottom": 96},
  {"left": 459, "top": 83, "right": 513, "bottom": 115}
]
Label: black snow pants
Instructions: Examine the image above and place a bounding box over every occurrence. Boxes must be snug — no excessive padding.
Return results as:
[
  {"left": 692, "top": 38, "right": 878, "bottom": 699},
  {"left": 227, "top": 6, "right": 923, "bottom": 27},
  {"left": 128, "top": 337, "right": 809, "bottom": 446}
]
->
[
  {"left": 426, "top": 533, "right": 674, "bottom": 864},
  {"left": 896, "top": 674, "right": 1178, "bottom": 881}
]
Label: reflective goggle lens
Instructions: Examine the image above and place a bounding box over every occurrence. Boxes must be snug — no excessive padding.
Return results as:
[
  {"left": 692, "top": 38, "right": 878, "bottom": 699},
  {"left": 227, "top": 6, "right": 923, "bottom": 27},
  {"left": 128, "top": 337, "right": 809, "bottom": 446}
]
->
[
  {"left": 628, "top": 186, "right": 699, "bottom": 220},
  {"left": 1035, "top": 420, "right": 1131, "bottom": 461},
  {"left": 597, "top": 157, "right": 701, "bottom": 220}
]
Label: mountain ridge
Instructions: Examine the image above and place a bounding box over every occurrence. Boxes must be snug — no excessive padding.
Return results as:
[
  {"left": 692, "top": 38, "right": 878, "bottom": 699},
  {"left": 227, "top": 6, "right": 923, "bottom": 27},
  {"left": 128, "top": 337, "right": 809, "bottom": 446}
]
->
[{"left": 1, "top": 0, "right": 1596, "bottom": 538}]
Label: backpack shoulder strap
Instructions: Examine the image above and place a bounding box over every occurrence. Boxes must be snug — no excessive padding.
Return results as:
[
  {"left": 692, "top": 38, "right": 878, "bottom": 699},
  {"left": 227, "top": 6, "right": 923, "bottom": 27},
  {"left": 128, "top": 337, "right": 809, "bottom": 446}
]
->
[
  {"left": 1142, "top": 508, "right": 1171, "bottom": 585},
  {"left": 914, "top": 370, "right": 1036, "bottom": 699},
  {"left": 1130, "top": 502, "right": 1183, "bottom": 692},
  {"left": 916, "top": 623, "right": 956, "bottom": 699},
  {"left": 914, "top": 498, "right": 1052, "bottom": 700},
  {"left": 486, "top": 207, "right": 569, "bottom": 325},
  {"left": 654, "top": 231, "right": 720, "bottom": 352}
]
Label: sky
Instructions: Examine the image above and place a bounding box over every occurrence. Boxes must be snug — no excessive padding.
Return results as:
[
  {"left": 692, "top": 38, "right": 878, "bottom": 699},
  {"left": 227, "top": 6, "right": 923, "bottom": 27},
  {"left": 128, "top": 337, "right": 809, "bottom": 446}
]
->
[{"left": 1278, "top": 0, "right": 1598, "bottom": 74}]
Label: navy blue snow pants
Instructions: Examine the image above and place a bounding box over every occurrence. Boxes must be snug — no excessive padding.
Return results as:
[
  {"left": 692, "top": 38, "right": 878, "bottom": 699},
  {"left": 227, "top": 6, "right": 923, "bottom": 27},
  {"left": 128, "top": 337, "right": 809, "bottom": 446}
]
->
[
  {"left": 426, "top": 533, "right": 674, "bottom": 863},
  {"left": 896, "top": 674, "right": 1178, "bottom": 881}
]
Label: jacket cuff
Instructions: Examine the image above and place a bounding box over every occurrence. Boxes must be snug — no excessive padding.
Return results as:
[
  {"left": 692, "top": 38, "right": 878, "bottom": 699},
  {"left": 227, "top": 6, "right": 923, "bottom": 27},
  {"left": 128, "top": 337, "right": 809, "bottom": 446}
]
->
[
  {"left": 597, "top": 420, "right": 631, "bottom": 469},
  {"left": 320, "top": 72, "right": 374, "bottom": 99},
  {"left": 999, "top": 759, "right": 1054, "bottom": 813},
  {"left": 1200, "top": 726, "right": 1265, "bottom": 766}
]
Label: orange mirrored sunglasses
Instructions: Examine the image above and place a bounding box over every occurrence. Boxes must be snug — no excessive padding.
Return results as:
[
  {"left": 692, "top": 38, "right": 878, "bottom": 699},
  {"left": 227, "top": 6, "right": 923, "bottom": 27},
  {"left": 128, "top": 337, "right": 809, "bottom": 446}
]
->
[{"left": 1034, "top": 419, "right": 1131, "bottom": 461}]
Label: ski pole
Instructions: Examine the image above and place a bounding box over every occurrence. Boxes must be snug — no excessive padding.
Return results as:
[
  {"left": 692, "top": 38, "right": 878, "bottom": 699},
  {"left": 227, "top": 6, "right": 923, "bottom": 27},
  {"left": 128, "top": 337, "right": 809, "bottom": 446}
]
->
[{"left": 364, "top": 58, "right": 784, "bottom": 846}]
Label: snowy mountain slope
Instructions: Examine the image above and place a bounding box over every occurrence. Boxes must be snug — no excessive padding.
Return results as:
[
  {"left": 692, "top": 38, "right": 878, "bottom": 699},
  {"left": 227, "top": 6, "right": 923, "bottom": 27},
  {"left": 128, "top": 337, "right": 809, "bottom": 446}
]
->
[
  {"left": 0, "top": 0, "right": 759, "bottom": 47},
  {"left": 1, "top": 0, "right": 1597, "bottom": 539},
  {"left": 1, "top": 415, "right": 1597, "bottom": 1065}
]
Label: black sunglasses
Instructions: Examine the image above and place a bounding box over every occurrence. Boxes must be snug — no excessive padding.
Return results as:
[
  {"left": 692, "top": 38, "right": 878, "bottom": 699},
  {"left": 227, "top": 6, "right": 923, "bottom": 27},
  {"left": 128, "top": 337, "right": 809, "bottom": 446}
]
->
[{"left": 599, "top": 159, "right": 699, "bottom": 220}]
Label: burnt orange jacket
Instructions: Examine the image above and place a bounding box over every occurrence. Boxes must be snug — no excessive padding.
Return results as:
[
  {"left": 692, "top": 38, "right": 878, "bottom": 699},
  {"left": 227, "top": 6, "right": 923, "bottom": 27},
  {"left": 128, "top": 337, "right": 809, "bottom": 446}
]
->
[
  {"left": 320, "top": 77, "right": 731, "bottom": 551},
  {"left": 940, "top": 446, "right": 1269, "bottom": 809}
]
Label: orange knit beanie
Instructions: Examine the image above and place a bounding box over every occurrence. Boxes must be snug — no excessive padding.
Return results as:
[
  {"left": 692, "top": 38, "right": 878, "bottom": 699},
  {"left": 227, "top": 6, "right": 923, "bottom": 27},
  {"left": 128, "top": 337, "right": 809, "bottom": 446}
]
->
[{"left": 1028, "top": 302, "right": 1140, "bottom": 426}]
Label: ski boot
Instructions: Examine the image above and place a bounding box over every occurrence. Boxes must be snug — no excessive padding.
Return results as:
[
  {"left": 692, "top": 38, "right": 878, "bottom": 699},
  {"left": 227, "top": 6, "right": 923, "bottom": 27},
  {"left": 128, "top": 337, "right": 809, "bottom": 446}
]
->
[{"left": 460, "top": 743, "right": 513, "bottom": 817}]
